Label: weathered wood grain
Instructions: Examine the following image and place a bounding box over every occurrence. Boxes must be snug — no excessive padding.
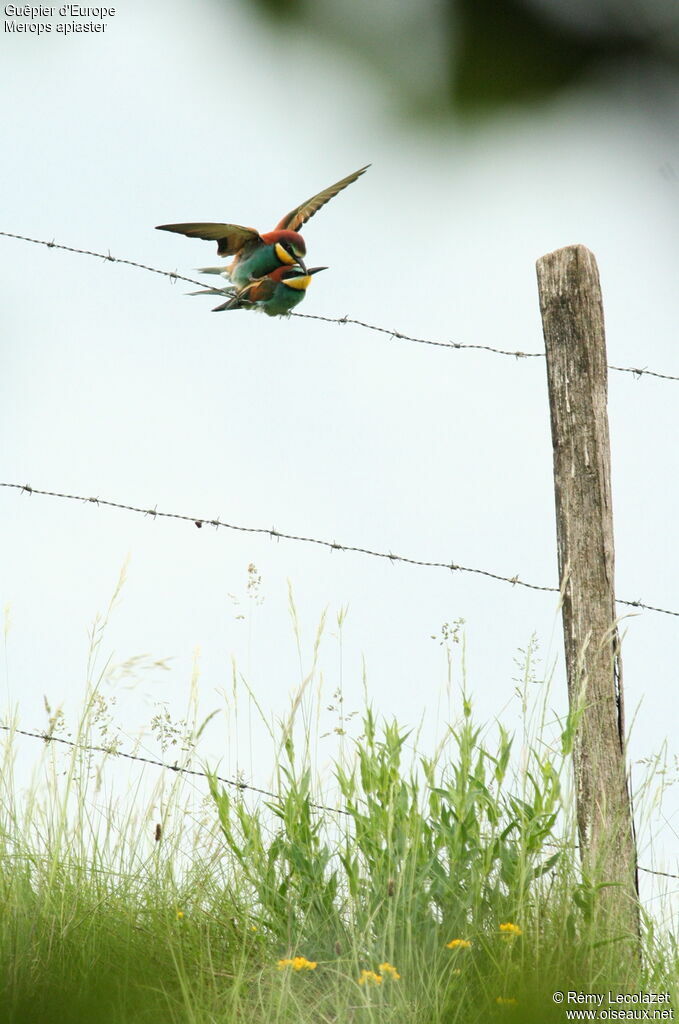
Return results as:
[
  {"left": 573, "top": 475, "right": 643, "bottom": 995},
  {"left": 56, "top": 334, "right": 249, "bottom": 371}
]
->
[{"left": 537, "top": 244, "right": 639, "bottom": 947}]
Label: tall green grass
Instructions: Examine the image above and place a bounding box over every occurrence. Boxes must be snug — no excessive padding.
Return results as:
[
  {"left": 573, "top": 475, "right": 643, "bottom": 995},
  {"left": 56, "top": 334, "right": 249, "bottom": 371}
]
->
[{"left": 0, "top": 601, "right": 676, "bottom": 1023}]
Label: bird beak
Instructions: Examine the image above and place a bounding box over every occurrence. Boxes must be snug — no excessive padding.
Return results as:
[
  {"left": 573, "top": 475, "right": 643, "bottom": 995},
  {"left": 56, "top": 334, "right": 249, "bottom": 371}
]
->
[
  {"left": 297, "top": 257, "right": 308, "bottom": 274},
  {"left": 308, "top": 266, "right": 328, "bottom": 275}
]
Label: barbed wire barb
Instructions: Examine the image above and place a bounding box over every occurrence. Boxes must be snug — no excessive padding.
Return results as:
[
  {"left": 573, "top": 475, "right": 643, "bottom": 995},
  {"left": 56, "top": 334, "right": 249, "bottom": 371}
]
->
[
  {"left": 1, "top": 480, "right": 677, "bottom": 618},
  {"left": 2, "top": 230, "right": 678, "bottom": 381}
]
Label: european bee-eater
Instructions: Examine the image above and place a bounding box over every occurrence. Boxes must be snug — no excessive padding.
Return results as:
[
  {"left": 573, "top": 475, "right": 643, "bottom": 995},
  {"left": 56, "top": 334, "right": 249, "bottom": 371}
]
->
[
  {"left": 212, "top": 266, "right": 327, "bottom": 317},
  {"left": 156, "top": 164, "right": 368, "bottom": 288}
]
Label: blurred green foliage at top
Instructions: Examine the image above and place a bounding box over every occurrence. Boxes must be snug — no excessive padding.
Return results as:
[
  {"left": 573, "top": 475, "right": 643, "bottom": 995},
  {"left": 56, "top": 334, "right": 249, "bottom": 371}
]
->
[{"left": 244, "top": 0, "right": 678, "bottom": 115}]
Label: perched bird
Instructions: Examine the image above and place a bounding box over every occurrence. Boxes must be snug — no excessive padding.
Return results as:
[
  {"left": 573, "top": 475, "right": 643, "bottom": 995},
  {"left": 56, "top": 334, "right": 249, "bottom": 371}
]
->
[
  {"left": 212, "top": 265, "right": 327, "bottom": 317},
  {"left": 156, "top": 164, "right": 369, "bottom": 288}
]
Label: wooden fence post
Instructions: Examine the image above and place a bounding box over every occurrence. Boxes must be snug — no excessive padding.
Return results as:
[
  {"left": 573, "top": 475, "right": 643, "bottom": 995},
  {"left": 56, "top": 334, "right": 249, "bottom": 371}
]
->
[{"left": 536, "top": 245, "right": 639, "bottom": 943}]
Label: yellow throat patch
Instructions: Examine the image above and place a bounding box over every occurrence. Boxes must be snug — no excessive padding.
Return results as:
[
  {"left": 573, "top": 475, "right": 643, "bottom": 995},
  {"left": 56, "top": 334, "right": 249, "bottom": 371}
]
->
[
  {"left": 284, "top": 274, "right": 312, "bottom": 291},
  {"left": 274, "top": 242, "right": 297, "bottom": 266}
]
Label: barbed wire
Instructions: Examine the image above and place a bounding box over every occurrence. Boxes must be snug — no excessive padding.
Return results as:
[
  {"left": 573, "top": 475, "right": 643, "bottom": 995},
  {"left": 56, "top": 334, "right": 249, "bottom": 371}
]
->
[
  {"left": 293, "top": 311, "right": 544, "bottom": 359},
  {"left": 608, "top": 364, "right": 679, "bottom": 383},
  {"left": 638, "top": 865, "right": 679, "bottom": 880},
  {"left": 2, "top": 722, "right": 677, "bottom": 881},
  {"left": 2, "top": 481, "right": 678, "bottom": 618},
  {"left": 296, "top": 313, "right": 679, "bottom": 381},
  {"left": 0, "top": 230, "right": 209, "bottom": 292},
  {"left": 2, "top": 230, "right": 678, "bottom": 381},
  {"left": 0, "top": 722, "right": 351, "bottom": 816}
]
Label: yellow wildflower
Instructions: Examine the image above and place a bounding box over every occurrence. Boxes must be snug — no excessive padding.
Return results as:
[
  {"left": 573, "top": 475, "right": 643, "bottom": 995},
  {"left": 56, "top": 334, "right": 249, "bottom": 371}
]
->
[
  {"left": 499, "top": 922, "right": 522, "bottom": 937},
  {"left": 496, "top": 997, "right": 518, "bottom": 1005},
  {"left": 358, "top": 969, "right": 383, "bottom": 986},
  {"left": 176, "top": 910, "right": 185, "bottom": 920},
  {"left": 378, "top": 962, "right": 401, "bottom": 980},
  {"left": 446, "top": 938, "right": 472, "bottom": 949},
  {"left": 276, "top": 956, "right": 317, "bottom": 971}
]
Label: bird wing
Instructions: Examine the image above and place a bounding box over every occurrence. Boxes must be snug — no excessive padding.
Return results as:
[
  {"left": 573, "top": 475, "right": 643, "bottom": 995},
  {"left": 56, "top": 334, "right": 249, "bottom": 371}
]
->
[
  {"left": 212, "top": 276, "right": 274, "bottom": 312},
  {"left": 241, "top": 276, "right": 277, "bottom": 303},
  {"left": 275, "top": 165, "right": 370, "bottom": 231},
  {"left": 155, "top": 223, "right": 261, "bottom": 257}
]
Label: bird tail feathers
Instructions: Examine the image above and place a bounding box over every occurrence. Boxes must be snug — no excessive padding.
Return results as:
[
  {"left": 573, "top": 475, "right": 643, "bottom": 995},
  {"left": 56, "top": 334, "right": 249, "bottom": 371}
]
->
[
  {"left": 197, "top": 266, "right": 231, "bottom": 277},
  {"left": 212, "top": 296, "right": 240, "bottom": 312},
  {"left": 188, "top": 285, "right": 238, "bottom": 297}
]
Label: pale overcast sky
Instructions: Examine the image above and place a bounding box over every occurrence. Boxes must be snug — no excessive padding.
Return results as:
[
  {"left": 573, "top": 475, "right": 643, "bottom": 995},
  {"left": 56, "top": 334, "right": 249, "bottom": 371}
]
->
[{"left": 2, "top": 0, "right": 678, "bottom": 919}]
